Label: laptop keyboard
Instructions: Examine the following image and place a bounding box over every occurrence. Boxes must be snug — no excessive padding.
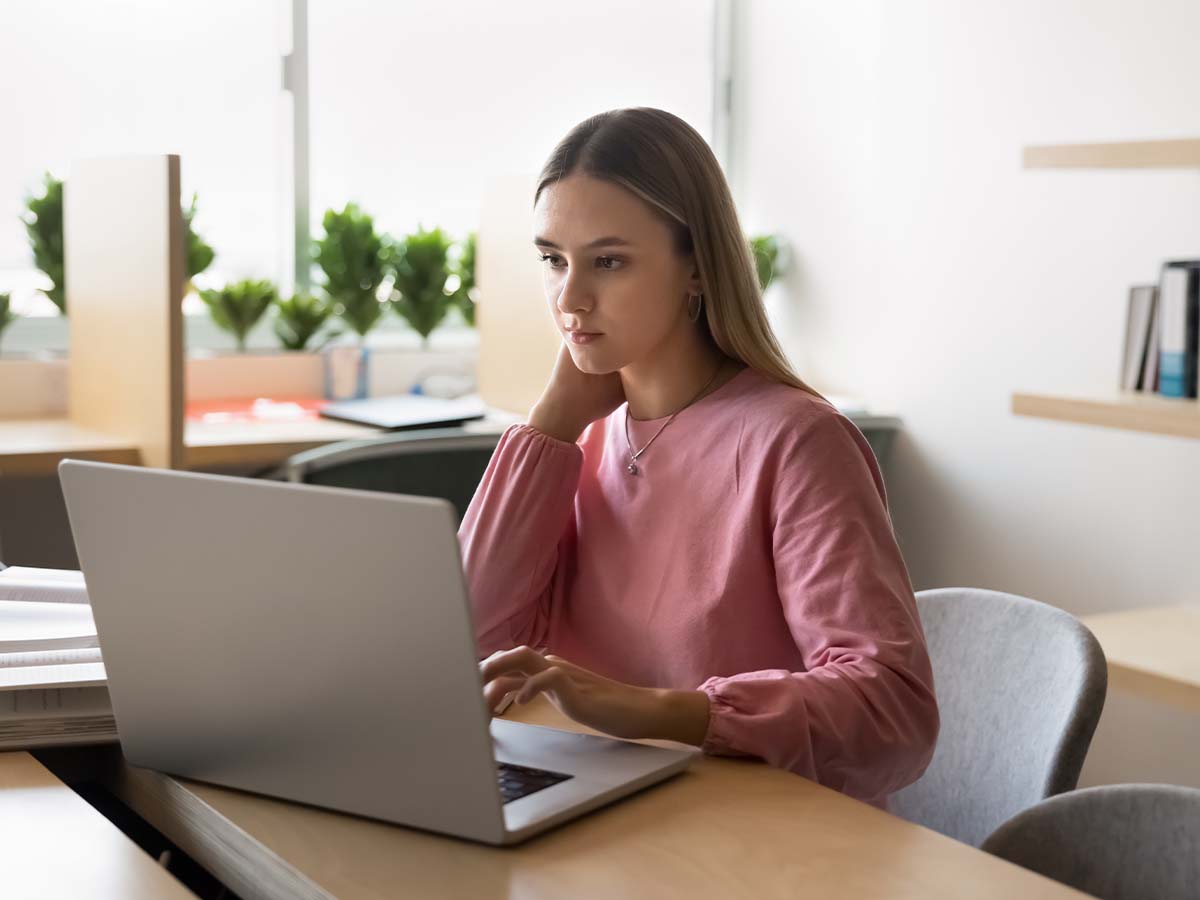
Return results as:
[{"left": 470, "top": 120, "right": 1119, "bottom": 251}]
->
[{"left": 496, "top": 762, "right": 572, "bottom": 804}]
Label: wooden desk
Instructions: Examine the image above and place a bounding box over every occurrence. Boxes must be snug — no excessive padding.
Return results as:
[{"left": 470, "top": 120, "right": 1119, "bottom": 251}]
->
[
  {"left": 96, "top": 698, "right": 1089, "bottom": 900},
  {"left": 0, "top": 751, "right": 192, "bottom": 899},
  {"left": 1082, "top": 605, "right": 1200, "bottom": 713},
  {"left": 0, "top": 419, "right": 139, "bottom": 476},
  {"left": 0, "top": 412, "right": 521, "bottom": 474},
  {"left": 184, "top": 410, "right": 518, "bottom": 468},
  {"left": 183, "top": 417, "right": 381, "bottom": 468}
]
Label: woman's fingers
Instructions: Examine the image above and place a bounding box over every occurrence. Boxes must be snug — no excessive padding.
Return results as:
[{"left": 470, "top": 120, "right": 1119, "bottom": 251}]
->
[
  {"left": 542, "top": 653, "right": 584, "bottom": 675},
  {"left": 479, "top": 645, "right": 551, "bottom": 684},
  {"left": 515, "top": 666, "right": 569, "bottom": 704},
  {"left": 482, "top": 674, "right": 526, "bottom": 710}
]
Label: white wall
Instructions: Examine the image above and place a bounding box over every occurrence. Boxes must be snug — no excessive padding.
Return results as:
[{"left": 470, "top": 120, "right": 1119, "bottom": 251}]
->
[{"left": 737, "top": 0, "right": 1200, "bottom": 787}]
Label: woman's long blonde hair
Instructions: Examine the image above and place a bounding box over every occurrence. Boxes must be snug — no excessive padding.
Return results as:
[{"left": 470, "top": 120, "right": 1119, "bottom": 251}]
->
[{"left": 534, "top": 107, "right": 824, "bottom": 400}]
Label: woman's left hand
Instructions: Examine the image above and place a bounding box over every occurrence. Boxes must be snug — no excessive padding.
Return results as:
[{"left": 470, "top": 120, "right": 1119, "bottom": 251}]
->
[{"left": 479, "top": 646, "right": 710, "bottom": 746}]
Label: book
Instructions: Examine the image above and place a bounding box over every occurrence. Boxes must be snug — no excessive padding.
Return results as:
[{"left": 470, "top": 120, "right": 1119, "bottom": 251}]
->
[
  {"left": 1140, "top": 288, "right": 1163, "bottom": 393},
  {"left": 0, "top": 572, "right": 113, "bottom": 749},
  {"left": 0, "top": 566, "right": 88, "bottom": 605},
  {"left": 1158, "top": 260, "right": 1200, "bottom": 399},
  {"left": 0, "top": 649, "right": 113, "bottom": 749},
  {"left": 1121, "top": 285, "right": 1157, "bottom": 391},
  {"left": 0, "top": 683, "right": 114, "bottom": 750},
  {"left": 0, "top": 647, "right": 104, "bottom": 668},
  {"left": 0, "top": 601, "right": 98, "bottom": 654}
]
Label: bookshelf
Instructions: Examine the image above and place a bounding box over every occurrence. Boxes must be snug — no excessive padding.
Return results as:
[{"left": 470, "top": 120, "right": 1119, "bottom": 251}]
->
[
  {"left": 1014, "top": 137, "right": 1200, "bottom": 437},
  {"left": 1011, "top": 391, "right": 1200, "bottom": 440},
  {"left": 1023, "top": 138, "right": 1200, "bottom": 169}
]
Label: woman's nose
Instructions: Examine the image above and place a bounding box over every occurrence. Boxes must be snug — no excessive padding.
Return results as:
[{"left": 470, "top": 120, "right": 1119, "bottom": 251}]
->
[{"left": 554, "top": 269, "right": 593, "bottom": 315}]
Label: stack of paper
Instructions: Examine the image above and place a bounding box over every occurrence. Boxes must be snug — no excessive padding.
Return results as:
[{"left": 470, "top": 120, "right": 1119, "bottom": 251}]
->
[
  {"left": 0, "top": 567, "right": 114, "bottom": 749},
  {"left": 0, "top": 566, "right": 89, "bottom": 605}
]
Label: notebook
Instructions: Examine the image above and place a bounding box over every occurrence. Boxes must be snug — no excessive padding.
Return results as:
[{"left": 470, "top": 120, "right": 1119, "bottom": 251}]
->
[
  {"left": 0, "top": 569, "right": 112, "bottom": 748},
  {"left": 0, "top": 602, "right": 98, "bottom": 654},
  {"left": 0, "top": 566, "right": 88, "bottom": 605},
  {"left": 319, "top": 393, "right": 488, "bottom": 430}
]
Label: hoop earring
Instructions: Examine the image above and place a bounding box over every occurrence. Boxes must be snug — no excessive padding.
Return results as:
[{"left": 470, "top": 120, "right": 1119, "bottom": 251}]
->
[{"left": 687, "top": 293, "right": 703, "bottom": 322}]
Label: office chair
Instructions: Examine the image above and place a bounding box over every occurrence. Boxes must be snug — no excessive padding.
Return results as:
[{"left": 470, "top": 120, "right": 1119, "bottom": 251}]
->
[
  {"left": 278, "top": 428, "right": 502, "bottom": 524},
  {"left": 981, "top": 783, "right": 1200, "bottom": 900},
  {"left": 888, "top": 587, "right": 1108, "bottom": 847}
]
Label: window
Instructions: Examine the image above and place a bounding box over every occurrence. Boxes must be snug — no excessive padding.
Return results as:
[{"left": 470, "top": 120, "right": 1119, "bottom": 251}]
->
[
  {"left": 308, "top": 0, "right": 717, "bottom": 240},
  {"left": 0, "top": 1, "right": 717, "bottom": 355},
  {"left": 0, "top": 1, "right": 284, "bottom": 352}
]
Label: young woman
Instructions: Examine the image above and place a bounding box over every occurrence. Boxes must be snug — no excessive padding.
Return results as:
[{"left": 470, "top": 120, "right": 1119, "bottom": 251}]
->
[{"left": 458, "top": 107, "right": 938, "bottom": 808}]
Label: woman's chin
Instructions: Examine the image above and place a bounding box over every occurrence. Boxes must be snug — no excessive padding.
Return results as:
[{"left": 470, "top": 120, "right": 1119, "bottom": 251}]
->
[{"left": 566, "top": 347, "right": 617, "bottom": 375}]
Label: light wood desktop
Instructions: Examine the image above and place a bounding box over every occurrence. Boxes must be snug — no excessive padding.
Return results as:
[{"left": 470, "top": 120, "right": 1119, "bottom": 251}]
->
[
  {"left": 0, "top": 413, "right": 520, "bottom": 475},
  {"left": 1082, "top": 604, "right": 1200, "bottom": 713},
  {"left": 0, "top": 751, "right": 192, "bottom": 899},
  {"left": 74, "top": 697, "right": 1089, "bottom": 900}
]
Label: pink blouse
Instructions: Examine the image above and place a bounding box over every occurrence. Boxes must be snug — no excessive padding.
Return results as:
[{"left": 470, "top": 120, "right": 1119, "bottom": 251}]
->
[{"left": 457, "top": 366, "right": 938, "bottom": 807}]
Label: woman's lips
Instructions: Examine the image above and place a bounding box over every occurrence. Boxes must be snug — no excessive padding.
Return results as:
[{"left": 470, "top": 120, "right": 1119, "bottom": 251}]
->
[{"left": 567, "top": 332, "right": 603, "bottom": 344}]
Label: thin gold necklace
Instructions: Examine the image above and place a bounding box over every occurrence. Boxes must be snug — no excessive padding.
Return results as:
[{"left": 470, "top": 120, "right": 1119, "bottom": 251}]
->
[{"left": 622, "top": 361, "right": 726, "bottom": 476}]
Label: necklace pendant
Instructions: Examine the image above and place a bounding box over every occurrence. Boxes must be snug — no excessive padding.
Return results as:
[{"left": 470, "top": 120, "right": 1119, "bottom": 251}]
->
[{"left": 627, "top": 460, "right": 639, "bottom": 475}]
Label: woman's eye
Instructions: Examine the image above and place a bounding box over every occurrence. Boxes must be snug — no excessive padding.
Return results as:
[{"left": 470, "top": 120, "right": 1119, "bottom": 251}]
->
[{"left": 537, "top": 253, "right": 622, "bottom": 271}]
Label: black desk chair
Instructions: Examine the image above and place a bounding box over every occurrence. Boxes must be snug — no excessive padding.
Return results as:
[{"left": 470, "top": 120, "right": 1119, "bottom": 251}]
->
[{"left": 277, "top": 428, "right": 502, "bottom": 525}]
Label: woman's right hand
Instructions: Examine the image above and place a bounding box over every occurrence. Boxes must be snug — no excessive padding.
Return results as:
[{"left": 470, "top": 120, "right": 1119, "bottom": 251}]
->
[{"left": 528, "top": 344, "right": 625, "bottom": 443}]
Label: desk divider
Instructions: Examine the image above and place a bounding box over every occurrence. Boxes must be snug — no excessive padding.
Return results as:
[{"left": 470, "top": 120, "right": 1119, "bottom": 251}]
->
[
  {"left": 476, "top": 174, "right": 559, "bottom": 417},
  {"left": 64, "top": 155, "right": 185, "bottom": 469}
]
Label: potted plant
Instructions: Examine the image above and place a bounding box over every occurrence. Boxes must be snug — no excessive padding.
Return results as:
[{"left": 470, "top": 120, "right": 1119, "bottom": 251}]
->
[
  {"left": 313, "top": 203, "right": 388, "bottom": 399},
  {"left": 273, "top": 293, "right": 337, "bottom": 351},
  {"left": 22, "top": 173, "right": 65, "bottom": 315},
  {"left": 198, "top": 279, "right": 278, "bottom": 352},
  {"left": 314, "top": 203, "right": 388, "bottom": 340},
  {"left": 749, "top": 233, "right": 789, "bottom": 291},
  {"left": 449, "top": 231, "right": 477, "bottom": 326},
  {"left": 388, "top": 225, "right": 454, "bottom": 347},
  {"left": 0, "top": 293, "right": 17, "bottom": 357}
]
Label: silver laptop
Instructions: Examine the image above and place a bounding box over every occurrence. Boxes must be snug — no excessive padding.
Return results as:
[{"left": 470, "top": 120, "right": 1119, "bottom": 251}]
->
[{"left": 58, "top": 459, "right": 696, "bottom": 845}]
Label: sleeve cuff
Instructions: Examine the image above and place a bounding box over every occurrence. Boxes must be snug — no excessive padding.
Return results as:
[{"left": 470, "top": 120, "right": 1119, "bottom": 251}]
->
[
  {"left": 697, "top": 677, "right": 744, "bottom": 757},
  {"left": 510, "top": 423, "right": 584, "bottom": 455}
]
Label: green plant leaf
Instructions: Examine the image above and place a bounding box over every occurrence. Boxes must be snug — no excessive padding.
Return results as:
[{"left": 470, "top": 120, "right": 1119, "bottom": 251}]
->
[
  {"left": 388, "top": 225, "right": 453, "bottom": 340},
  {"left": 198, "top": 278, "right": 278, "bottom": 352},
  {"left": 183, "top": 192, "right": 216, "bottom": 280},
  {"left": 450, "top": 231, "right": 477, "bottom": 327},
  {"left": 0, "top": 293, "right": 17, "bottom": 356},
  {"left": 272, "top": 293, "right": 334, "bottom": 351},
  {"left": 313, "top": 203, "right": 388, "bottom": 338},
  {"left": 21, "top": 173, "right": 65, "bottom": 315},
  {"left": 749, "top": 234, "right": 782, "bottom": 291}
]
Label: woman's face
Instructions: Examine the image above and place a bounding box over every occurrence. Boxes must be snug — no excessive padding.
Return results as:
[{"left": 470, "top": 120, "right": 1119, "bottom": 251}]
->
[{"left": 532, "top": 174, "right": 699, "bottom": 375}]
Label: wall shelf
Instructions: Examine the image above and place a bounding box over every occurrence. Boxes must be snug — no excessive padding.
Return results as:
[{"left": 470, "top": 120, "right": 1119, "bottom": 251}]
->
[
  {"left": 1023, "top": 138, "right": 1200, "bottom": 169},
  {"left": 1012, "top": 391, "right": 1200, "bottom": 439}
]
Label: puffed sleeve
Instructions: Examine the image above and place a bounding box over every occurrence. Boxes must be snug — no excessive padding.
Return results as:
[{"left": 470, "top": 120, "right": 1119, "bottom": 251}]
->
[
  {"left": 457, "top": 424, "right": 583, "bottom": 656},
  {"left": 696, "top": 412, "right": 939, "bottom": 806}
]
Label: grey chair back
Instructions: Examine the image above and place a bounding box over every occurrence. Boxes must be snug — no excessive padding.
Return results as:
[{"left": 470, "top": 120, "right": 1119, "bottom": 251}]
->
[
  {"left": 981, "top": 783, "right": 1200, "bottom": 900},
  {"left": 280, "top": 428, "right": 501, "bottom": 524},
  {"left": 889, "top": 587, "right": 1107, "bottom": 847}
]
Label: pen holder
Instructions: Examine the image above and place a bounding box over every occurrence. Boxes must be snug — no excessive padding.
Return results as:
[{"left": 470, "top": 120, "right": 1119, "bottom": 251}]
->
[{"left": 322, "top": 344, "right": 370, "bottom": 401}]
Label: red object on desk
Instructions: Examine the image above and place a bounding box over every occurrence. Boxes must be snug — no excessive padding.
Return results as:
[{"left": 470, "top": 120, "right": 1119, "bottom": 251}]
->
[{"left": 185, "top": 396, "right": 327, "bottom": 424}]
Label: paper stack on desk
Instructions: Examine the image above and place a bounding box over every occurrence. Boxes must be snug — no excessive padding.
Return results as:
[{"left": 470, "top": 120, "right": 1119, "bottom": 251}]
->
[{"left": 0, "top": 566, "right": 115, "bottom": 749}]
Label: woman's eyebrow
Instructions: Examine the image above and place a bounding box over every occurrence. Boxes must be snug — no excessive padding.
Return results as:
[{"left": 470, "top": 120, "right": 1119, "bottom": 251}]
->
[{"left": 533, "top": 235, "right": 634, "bottom": 250}]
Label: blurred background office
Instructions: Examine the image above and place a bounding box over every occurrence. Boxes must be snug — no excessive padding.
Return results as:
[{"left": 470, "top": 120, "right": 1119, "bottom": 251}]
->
[{"left": 1, "top": 0, "right": 1198, "bottom": 798}]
